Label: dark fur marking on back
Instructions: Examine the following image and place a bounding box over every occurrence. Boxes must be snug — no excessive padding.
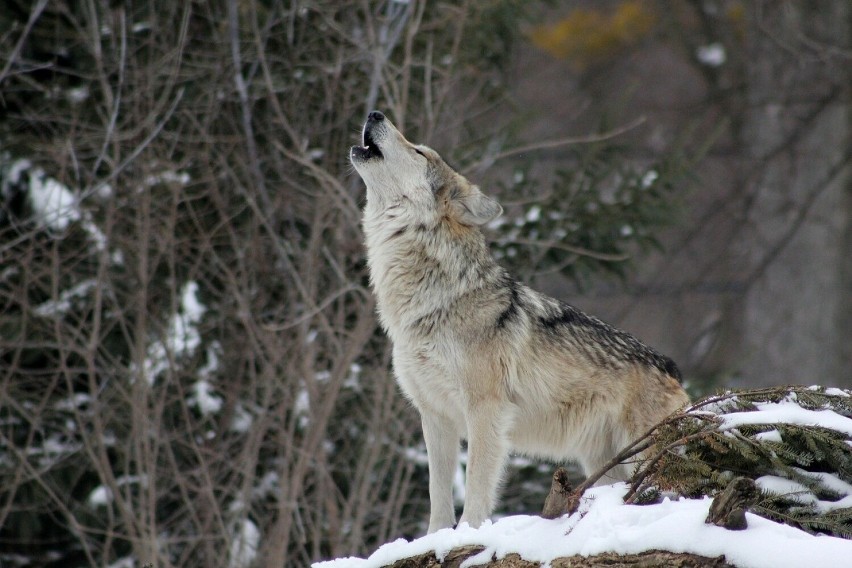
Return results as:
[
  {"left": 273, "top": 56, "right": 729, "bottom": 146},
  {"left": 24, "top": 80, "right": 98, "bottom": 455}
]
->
[
  {"left": 541, "top": 302, "right": 683, "bottom": 383},
  {"left": 662, "top": 357, "right": 682, "bottom": 381},
  {"left": 495, "top": 280, "right": 521, "bottom": 329},
  {"left": 539, "top": 304, "right": 580, "bottom": 328}
]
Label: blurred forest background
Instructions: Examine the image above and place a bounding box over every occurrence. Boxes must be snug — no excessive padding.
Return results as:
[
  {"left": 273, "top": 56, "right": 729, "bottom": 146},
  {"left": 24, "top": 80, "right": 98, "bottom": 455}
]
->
[{"left": 0, "top": 0, "right": 849, "bottom": 566}]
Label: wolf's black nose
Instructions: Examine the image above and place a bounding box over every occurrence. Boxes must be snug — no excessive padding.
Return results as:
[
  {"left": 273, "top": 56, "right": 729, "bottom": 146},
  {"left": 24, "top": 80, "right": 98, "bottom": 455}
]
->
[{"left": 368, "top": 111, "right": 385, "bottom": 122}]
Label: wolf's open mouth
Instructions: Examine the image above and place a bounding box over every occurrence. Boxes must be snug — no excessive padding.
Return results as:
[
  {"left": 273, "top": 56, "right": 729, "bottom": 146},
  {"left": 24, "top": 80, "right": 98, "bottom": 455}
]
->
[
  {"left": 351, "top": 115, "right": 385, "bottom": 162},
  {"left": 357, "top": 124, "right": 383, "bottom": 160}
]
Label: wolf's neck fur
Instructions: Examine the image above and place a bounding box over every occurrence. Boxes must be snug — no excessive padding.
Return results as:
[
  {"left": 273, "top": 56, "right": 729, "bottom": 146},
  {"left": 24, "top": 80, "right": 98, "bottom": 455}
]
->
[{"left": 363, "top": 199, "right": 503, "bottom": 340}]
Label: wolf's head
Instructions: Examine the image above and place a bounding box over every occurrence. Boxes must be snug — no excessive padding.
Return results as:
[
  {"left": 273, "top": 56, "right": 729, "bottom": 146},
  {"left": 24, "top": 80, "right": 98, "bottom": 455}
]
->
[{"left": 351, "top": 111, "right": 502, "bottom": 227}]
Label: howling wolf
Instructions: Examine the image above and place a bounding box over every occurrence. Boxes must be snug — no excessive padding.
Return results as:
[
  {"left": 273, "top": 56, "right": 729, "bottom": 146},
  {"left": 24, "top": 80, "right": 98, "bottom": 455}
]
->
[{"left": 350, "top": 111, "right": 689, "bottom": 532}]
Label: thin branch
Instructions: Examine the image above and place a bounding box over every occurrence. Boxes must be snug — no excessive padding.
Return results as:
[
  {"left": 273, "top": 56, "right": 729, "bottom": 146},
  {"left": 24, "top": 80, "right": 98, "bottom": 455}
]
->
[
  {"left": 98, "top": 87, "right": 185, "bottom": 187},
  {"left": 228, "top": 0, "right": 273, "bottom": 218},
  {"left": 501, "top": 237, "right": 631, "bottom": 262},
  {"left": 464, "top": 116, "right": 647, "bottom": 174},
  {"left": 0, "top": 0, "right": 49, "bottom": 85},
  {"left": 567, "top": 410, "right": 698, "bottom": 499},
  {"left": 91, "top": 8, "right": 126, "bottom": 182},
  {"left": 261, "top": 284, "right": 369, "bottom": 331},
  {"left": 744, "top": 148, "right": 852, "bottom": 288}
]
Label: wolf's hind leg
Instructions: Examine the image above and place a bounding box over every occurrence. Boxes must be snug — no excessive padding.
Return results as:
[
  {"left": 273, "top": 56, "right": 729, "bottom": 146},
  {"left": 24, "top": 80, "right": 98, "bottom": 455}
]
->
[
  {"left": 582, "top": 427, "right": 634, "bottom": 486},
  {"left": 422, "top": 412, "right": 459, "bottom": 533},
  {"left": 458, "top": 400, "right": 511, "bottom": 528}
]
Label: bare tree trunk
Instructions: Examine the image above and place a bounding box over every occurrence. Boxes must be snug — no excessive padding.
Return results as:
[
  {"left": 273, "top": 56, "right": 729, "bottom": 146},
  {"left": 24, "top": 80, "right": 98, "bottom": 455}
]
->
[{"left": 735, "top": 1, "right": 852, "bottom": 387}]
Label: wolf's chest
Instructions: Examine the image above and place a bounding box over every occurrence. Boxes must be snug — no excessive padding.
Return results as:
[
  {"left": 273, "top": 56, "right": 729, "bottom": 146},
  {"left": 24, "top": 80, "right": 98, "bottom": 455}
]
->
[{"left": 391, "top": 340, "right": 467, "bottom": 416}]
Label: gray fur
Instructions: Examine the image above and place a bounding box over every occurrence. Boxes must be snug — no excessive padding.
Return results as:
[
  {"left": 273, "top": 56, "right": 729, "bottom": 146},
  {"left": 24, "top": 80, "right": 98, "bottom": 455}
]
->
[{"left": 351, "top": 111, "right": 689, "bottom": 532}]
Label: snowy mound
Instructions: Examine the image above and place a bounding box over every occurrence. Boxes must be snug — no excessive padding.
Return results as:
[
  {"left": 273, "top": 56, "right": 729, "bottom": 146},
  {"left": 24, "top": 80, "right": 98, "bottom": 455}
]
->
[
  {"left": 314, "top": 482, "right": 852, "bottom": 568},
  {"left": 315, "top": 386, "right": 852, "bottom": 568}
]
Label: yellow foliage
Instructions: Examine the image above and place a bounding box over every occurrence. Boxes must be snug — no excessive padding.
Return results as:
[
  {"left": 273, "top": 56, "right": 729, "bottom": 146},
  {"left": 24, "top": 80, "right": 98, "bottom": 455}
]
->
[
  {"left": 726, "top": 1, "right": 746, "bottom": 26},
  {"left": 725, "top": 1, "right": 747, "bottom": 41},
  {"left": 530, "top": 1, "right": 656, "bottom": 68}
]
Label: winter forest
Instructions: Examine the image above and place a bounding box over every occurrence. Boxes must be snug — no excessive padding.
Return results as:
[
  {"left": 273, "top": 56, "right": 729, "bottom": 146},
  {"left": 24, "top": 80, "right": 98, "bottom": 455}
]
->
[{"left": 0, "top": 1, "right": 850, "bottom": 567}]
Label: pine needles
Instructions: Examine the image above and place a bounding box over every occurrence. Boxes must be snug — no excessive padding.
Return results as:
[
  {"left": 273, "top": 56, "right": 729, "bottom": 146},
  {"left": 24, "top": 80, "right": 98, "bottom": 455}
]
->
[{"left": 624, "top": 386, "right": 852, "bottom": 539}]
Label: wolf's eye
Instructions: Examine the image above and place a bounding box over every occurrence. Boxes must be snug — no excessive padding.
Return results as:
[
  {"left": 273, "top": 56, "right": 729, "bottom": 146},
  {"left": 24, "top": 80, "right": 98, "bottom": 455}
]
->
[{"left": 413, "top": 148, "right": 426, "bottom": 157}]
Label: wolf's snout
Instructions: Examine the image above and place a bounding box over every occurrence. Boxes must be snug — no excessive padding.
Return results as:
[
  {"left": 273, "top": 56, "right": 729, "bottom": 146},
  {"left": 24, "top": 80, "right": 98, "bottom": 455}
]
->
[{"left": 350, "top": 111, "right": 386, "bottom": 163}]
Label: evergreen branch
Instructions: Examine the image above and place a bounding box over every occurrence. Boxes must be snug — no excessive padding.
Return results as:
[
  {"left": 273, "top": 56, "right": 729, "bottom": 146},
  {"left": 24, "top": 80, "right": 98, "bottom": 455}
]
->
[{"left": 617, "top": 386, "right": 852, "bottom": 538}]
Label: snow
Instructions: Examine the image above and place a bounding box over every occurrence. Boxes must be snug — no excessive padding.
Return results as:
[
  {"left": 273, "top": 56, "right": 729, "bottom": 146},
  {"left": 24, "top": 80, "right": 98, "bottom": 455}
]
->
[
  {"left": 138, "top": 281, "right": 207, "bottom": 384},
  {"left": 87, "top": 485, "right": 112, "bottom": 507},
  {"left": 753, "top": 429, "right": 782, "bottom": 443},
  {"left": 228, "top": 518, "right": 260, "bottom": 568},
  {"left": 95, "top": 182, "right": 113, "bottom": 199},
  {"left": 756, "top": 474, "right": 852, "bottom": 513},
  {"left": 189, "top": 379, "right": 223, "bottom": 415},
  {"left": 190, "top": 343, "right": 224, "bottom": 414},
  {"left": 144, "top": 170, "right": 191, "bottom": 187},
  {"left": 66, "top": 86, "right": 89, "bottom": 103},
  {"left": 230, "top": 403, "right": 254, "bottom": 433},
  {"left": 640, "top": 169, "right": 657, "bottom": 189},
  {"left": 315, "top": 370, "right": 332, "bottom": 382},
  {"left": 86, "top": 475, "right": 146, "bottom": 508},
  {"left": 454, "top": 457, "right": 466, "bottom": 505},
  {"left": 696, "top": 43, "right": 726, "bottom": 66},
  {"left": 313, "top": 483, "right": 852, "bottom": 568},
  {"left": 55, "top": 393, "right": 92, "bottom": 411},
  {"left": 27, "top": 435, "right": 81, "bottom": 467},
  {"left": 5, "top": 158, "right": 32, "bottom": 188},
  {"left": 199, "top": 342, "right": 221, "bottom": 379},
  {"left": 33, "top": 279, "right": 98, "bottom": 318},
  {"left": 525, "top": 206, "right": 541, "bottom": 223},
  {"left": 82, "top": 217, "right": 109, "bottom": 252},
  {"left": 27, "top": 168, "right": 81, "bottom": 230},
  {"left": 7, "top": 159, "right": 116, "bottom": 257},
  {"left": 344, "top": 363, "right": 363, "bottom": 389},
  {"left": 486, "top": 216, "right": 506, "bottom": 231},
  {"left": 755, "top": 476, "right": 812, "bottom": 504},
  {"left": 180, "top": 281, "right": 206, "bottom": 322},
  {"left": 720, "top": 401, "right": 852, "bottom": 437},
  {"left": 798, "top": 470, "right": 852, "bottom": 498},
  {"left": 252, "top": 471, "right": 281, "bottom": 500},
  {"left": 296, "top": 388, "right": 311, "bottom": 428},
  {"left": 317, "top": 394, "right": 852, "bottom": 568}
]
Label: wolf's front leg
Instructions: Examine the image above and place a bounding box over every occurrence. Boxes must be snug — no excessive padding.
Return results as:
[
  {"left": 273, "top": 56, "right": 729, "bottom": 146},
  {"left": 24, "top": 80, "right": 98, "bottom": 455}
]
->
[
  {"left": 421, "top": 412, "right": 459, "bottom": 533},
  {"left": 458, "top": 400, "right": 510, "bottom": 528}
]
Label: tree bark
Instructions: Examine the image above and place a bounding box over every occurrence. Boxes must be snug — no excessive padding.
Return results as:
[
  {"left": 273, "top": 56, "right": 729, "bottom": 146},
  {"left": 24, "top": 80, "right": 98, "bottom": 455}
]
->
[
  {"left": 387, "top": 546, "right": 735, "bottom": 567},
  {"left": 736, "top": 1, "right": 852, "bottom": 387},
  {"left": 705, "top": 477, "right": 757, "bottom": 530},
  {"left": 541, "top": 467, "right": 578, "bottom": 519}
]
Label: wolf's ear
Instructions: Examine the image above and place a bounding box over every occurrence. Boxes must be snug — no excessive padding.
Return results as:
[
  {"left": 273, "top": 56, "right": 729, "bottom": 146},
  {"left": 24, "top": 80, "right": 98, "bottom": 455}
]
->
[{"left": 452, "top": 188, "right": 502, "bottom": 226}]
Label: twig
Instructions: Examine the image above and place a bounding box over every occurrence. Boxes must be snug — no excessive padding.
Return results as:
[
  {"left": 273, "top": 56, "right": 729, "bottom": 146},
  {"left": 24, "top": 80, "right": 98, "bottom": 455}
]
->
[
  {"left": 91, "top": 8, "right": 126, "bottom": 183},
  {"left": 0, "top": 0, "right": 49, "bottom": 85},
  {"left": 623, "top": 430, "right": 715, "bottom": 503},
  {"left": 261, "top": 284, "right": 369, "bottom": 331},
  {"left": 562, "top": 411, "right": 692, "bottom": 512},
  {"left": 501, "top": 237, "right": 631, "bottom": 262},
  {"left": 228, "top": 0, "right": 274, "bottom": 218},
  {"left": 364, "top": 0, "right": 413, "bottom": 115},
  {"left": 464, "top": 116, "right": 647, "bottom": 174}
]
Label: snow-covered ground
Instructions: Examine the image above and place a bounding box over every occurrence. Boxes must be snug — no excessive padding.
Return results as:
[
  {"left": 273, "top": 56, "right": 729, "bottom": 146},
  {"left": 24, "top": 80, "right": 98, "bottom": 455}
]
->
[
  {"left": 316, "top": 388, "right": 852, "bottom": 568},
  {"left": 314, "top": 482, "right": 852, "bottom": 568}
]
